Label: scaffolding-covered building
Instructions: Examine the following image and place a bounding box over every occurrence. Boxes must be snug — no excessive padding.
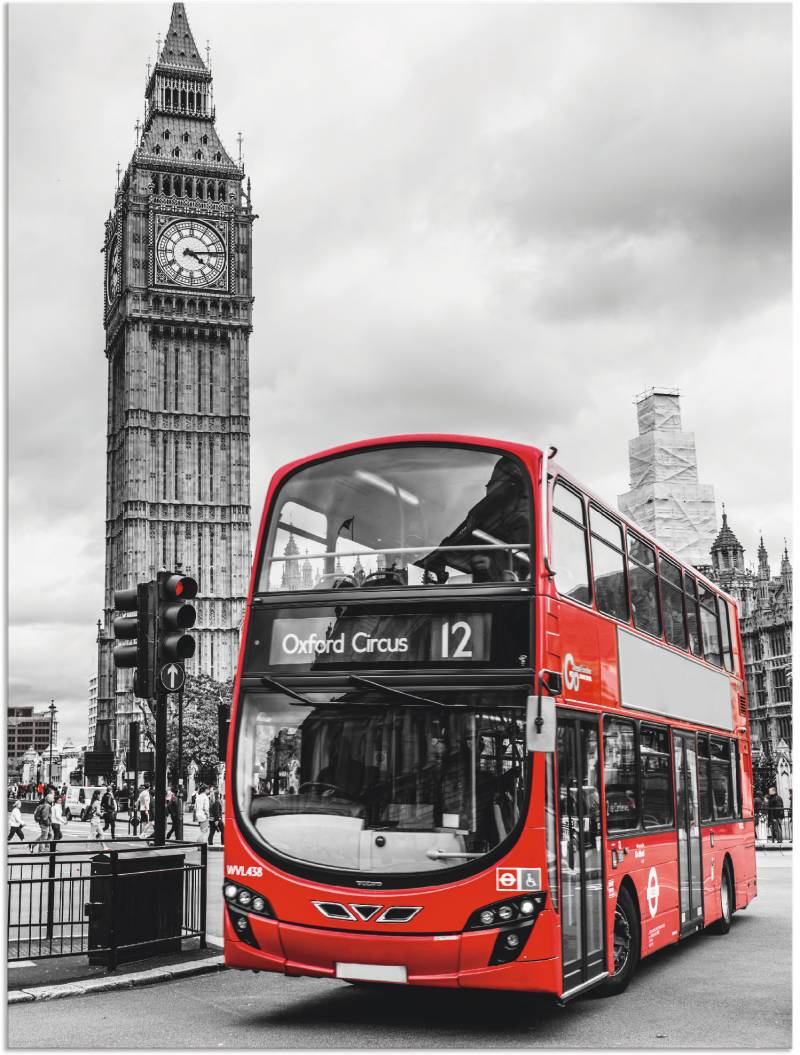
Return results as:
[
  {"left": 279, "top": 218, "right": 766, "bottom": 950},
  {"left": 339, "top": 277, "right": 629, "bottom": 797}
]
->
[{"left": 618, "top": 388, "right": 718, "bottom": 568}]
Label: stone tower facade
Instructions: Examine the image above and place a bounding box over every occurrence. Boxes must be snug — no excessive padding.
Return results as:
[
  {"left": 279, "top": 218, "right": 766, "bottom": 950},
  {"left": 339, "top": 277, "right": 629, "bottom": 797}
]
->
[
  {"left": 95, "top": 3, "right": 253, "bottom": 757},
  {"left": 708, "top": 516, "right": 792, "bottom": 801},
  {"left": 617, "top": 388, "right": 717, "bottom": 568}
]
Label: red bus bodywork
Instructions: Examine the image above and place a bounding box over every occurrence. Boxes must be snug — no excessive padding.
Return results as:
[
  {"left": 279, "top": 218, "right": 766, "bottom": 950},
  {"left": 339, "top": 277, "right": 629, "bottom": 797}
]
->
[{"left": 223, "top": 435, "right": 756, "bottom": 997}]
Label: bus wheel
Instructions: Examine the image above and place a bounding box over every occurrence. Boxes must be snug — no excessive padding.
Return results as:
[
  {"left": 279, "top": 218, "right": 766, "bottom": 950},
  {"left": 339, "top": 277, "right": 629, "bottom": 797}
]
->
[
  {"left": 603, "top": 886, "right": 640, "bottom": 996},
  {"left": 711, "top": 862, "right": 733, "bottom": 935}
]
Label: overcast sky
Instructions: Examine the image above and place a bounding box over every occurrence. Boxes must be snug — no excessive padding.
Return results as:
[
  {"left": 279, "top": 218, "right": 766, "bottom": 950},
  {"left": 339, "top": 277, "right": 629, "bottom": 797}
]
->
[{"left": 9, "top": 2, "right": 792, "bottom": 745}]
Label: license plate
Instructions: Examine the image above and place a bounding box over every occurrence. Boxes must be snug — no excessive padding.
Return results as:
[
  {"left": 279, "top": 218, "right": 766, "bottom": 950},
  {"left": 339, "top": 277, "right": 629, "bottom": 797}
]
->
[{"left": 335, "top": 962, "right": 407, "bottom": 984}]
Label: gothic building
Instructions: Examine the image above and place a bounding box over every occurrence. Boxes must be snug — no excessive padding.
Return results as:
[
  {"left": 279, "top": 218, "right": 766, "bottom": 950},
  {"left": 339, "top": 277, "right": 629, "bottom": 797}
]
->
[
  {"left": 708, "top": 512, "right": 792, "bottom": 801},
  {"left": 94, "top": 3, "right": 253, "bottom": 758}
]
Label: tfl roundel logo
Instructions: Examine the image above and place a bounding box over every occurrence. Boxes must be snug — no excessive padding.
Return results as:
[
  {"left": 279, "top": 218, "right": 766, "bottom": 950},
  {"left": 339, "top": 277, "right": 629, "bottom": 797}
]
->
[{"left": 496, "top": 867, "right": 541, "bottom": 892}]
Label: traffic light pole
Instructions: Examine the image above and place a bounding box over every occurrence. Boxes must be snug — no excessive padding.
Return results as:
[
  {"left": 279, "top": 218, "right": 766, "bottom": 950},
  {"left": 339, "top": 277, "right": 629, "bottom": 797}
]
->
[
  {"left": 176, "top": 690, "right": 184, "bottom": 841},
  {"left": 154, "top": 689, "right": 168, "bottom": 846}
]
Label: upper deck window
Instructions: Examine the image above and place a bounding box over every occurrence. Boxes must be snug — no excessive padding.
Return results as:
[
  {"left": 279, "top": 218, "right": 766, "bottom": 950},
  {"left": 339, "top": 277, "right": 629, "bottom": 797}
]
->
[
  {"left": 659, "top": 556, "right": 687, "bottom": 650},
  {"left": 257, "top": 446, "right": 532, "bottom": 593},
  {"left": 698, "top": 582, "right": 722, "bottom": 667},
  {"left": 627, "top": 534, "right": 661, "bottom": 638},
  {"left": 552, "top": 483, "right": 591, "bottom": 606},
  {"left": 589, "top": 506, "right": 629, "bottom": 622}
]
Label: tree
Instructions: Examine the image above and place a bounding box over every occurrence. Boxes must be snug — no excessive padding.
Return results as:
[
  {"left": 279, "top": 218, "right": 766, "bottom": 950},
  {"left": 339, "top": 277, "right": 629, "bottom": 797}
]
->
[{"left": 139, "top": 674, "right": 232, "bottom": 786}]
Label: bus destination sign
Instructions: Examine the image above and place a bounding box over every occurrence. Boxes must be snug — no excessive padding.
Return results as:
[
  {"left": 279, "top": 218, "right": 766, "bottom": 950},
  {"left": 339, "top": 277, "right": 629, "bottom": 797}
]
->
[{"left": 243, "top": 602, "right": 530, "bottom": 672}]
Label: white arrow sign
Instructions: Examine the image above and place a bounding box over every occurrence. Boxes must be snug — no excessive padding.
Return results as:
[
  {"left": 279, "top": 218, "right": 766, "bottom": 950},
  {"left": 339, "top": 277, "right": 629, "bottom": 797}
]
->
[{"left": 160, "top": 663, "right": 185, "bottom": 692}]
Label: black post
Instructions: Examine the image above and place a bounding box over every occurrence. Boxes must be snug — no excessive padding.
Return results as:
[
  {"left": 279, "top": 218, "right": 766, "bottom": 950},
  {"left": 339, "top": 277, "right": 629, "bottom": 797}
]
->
[
  {"left": 199, "top": 842, "right": 207, "bottom": 948},
  {"left": 154, "top": 690, "right": 167, "bottom": 845},
  {"left": 129, "top": 721, "right": 140, "bottom": 836},
  {"left": 107, "top": 850, "right": 118, "bottom": 973},
  {"left": 176, "top": 690, "right": 184, "bottom": 840},
  {"left": 45, "top": 841, "right": 57, "bottom": 941},
  {"left": 48, "top": 701, "right": 56, "bottom": 787}
]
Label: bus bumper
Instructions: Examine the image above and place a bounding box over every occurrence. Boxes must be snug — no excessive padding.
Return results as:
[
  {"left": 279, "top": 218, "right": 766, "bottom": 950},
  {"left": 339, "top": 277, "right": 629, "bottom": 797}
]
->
[{"left": 224, "top": 913, "right": 561, "bottom": 993}]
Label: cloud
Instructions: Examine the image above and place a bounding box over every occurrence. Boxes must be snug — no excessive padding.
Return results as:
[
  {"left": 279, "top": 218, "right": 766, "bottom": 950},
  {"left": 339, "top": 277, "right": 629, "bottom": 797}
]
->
[{"left": 8, "top": 2, "right": 791, "bottom": 740}]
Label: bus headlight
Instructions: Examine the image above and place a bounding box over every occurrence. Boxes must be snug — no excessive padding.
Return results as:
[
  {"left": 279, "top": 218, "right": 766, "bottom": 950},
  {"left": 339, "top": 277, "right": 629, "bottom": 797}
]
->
[
  {"left": 465, "top": 892, "right": 546, "bottom": 931},
  {"left": 221, "top": 883, "right": 274, "bottom": 918}
]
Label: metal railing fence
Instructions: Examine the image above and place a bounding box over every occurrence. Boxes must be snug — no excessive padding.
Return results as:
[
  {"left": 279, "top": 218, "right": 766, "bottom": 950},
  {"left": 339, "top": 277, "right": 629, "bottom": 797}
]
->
[
  {"left": 7, "top": 839, "right": 206, "bottom": 970},
  {"left": 755, "top": 807, "right": 792, "bottom": 843}
]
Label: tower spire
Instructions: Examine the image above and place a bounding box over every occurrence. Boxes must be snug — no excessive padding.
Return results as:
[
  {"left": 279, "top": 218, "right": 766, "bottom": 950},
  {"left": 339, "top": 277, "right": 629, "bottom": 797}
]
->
[{"left": 157, "top": 4, "right": 207, "bottom": 71}]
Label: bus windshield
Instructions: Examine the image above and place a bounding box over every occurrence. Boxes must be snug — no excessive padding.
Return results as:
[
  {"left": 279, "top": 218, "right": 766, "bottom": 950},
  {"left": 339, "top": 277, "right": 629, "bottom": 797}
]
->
[
  {"left": 257, "top": 445, "right": 532, "bottom": 592},
  {"left": 235, "top": 690, "right": 527, "bottom": 875}
]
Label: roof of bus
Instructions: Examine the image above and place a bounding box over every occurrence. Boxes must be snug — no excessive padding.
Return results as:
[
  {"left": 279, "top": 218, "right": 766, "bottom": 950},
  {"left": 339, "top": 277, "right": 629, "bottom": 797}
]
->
[{"left": 265, "top": 433, "right": 736, "bottom": 610}]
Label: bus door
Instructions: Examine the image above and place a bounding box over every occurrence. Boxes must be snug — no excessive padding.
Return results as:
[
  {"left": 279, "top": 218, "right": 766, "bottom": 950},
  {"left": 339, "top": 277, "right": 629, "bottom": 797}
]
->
[
  {"left": 673, "top": 731, "right": 704, "bottom": 936},
  {"left": 556, "top": 712, "right": 606, "bottom": 994}
]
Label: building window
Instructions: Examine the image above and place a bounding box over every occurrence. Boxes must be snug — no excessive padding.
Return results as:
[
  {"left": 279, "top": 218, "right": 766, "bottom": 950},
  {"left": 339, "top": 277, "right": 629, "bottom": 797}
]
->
[
  {"left": 774, "top": 666, "right": 791, "bottom": 703},
  {"left": 769, "top": 629, "right": 787, "bottom": 657},
  {"left": 552, "top": 482, "right": 591, "bottom": 606},
  {"left": 215, "top": 151, "right": 222, "bottom": 162},
  {"left": 194, "top": 150, "right": 202, "bottom": 160},
  {"left": 202, "top": 135, "right": 209, "bottom": 145},
  {"left": 182, "top": 132, "right": 190, "bottom": 143},
  {"left": 173, "top": 147, "right": 181, "bottom": 158},
  {"left": 589, "top": 506, "right": 629, "bottom": 622},
  {"left": 163, "top": 129, "right": 170, "bottom": 140}
]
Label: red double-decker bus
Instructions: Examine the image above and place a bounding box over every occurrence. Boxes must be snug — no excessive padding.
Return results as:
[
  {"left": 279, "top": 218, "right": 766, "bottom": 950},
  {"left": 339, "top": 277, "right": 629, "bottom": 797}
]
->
[{"left": 223, "top": 435, "right": 756, "bottom": 1000}]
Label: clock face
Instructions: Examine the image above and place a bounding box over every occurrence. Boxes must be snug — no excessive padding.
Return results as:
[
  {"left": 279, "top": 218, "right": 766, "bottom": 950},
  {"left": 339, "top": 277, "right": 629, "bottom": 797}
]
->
[
  {"left": 155, "top": 218, "right": 227, "bottom": 288},
  {"left": 106, "top": 235, "right": 121, "bottom": 304}
]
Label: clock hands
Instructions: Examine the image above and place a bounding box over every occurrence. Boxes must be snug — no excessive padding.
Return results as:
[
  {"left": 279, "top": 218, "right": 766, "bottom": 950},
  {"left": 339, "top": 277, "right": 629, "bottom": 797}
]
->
[{"left": 182, "top": 246, "right": 224, "bottom": 262}]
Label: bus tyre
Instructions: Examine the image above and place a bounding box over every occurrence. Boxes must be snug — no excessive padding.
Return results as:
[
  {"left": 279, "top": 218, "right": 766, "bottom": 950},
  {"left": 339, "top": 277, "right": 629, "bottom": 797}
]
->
[
  {"left": 711, "top": 862, "right": 733, "bottom": 935},
  {"left": 603, "top": 886, "right": 640, "bottom": 996}
]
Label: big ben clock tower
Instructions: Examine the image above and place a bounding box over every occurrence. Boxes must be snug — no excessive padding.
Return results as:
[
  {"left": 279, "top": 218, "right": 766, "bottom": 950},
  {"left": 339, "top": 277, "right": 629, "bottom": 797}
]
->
[{"left": 95, "top": 3, "right": 253, "bottom": 757}]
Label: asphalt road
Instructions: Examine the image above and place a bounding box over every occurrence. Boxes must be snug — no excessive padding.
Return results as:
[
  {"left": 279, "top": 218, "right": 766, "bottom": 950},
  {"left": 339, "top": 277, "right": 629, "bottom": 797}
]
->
[{"left": 8, "top": 853, "right": 791, "bottom": 1049}]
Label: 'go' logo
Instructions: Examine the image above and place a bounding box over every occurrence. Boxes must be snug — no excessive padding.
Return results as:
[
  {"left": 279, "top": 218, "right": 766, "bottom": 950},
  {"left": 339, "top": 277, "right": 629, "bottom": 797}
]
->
[{"left": 563, "top": 654, "right": 592, "bottom": 693}]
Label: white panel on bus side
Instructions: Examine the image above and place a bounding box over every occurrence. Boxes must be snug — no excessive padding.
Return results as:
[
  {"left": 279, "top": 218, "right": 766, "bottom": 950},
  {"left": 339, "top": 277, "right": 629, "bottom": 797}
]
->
[{"left": 617, "top": 626, "right": 733, "bottom": 731}]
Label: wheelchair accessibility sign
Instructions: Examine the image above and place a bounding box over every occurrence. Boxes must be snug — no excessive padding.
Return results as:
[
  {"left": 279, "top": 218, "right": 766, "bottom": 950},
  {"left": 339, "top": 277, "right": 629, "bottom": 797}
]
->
[{"left": 496, "top": 867, "right": 542, "bottom": 892}]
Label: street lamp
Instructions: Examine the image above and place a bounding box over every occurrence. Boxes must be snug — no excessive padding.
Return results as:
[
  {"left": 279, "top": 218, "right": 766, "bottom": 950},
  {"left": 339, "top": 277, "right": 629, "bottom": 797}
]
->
[{"left": 48, "top": 700, "right": 57, "bottom": 787}]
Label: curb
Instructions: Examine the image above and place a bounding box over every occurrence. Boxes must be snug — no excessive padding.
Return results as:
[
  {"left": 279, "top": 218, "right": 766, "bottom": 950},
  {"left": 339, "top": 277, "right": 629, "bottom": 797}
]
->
[
  {"left": 756, "top": 844, "right": 792, "bottom": 852},
  {"left": 8, "top": 955, "right": 226, "bottom": 1005}
]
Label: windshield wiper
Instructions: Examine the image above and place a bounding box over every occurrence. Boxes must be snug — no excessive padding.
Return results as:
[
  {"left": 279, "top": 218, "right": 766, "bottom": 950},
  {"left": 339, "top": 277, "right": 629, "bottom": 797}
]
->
[
  {"left": 259, "top": 676, "right": 318, "bottom": 707},
  {"left": 346, "top": 674, "right": 465, "bottom": 709},
  {"left": 260, "top": 675, "right": 387, "bottom": 709}
]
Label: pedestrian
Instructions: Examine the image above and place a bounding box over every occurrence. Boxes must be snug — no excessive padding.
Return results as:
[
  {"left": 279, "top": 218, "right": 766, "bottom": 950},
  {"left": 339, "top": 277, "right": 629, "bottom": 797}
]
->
[
  {"left": 166, "top": 789, "right": 180, "bottom": 840},
  {"left": 137, "top": 783, "right": 151, "bottom": 836},
  {"left": 101, "top": 786, "right": 117, "bottom": 838},
  {"left": 51, "top": 795, "right": 66, "bottom": 841},
  {"left": 765, "top": 785, "right": 784, "bottom": 843},
  {"left": 32, "top": 790, "right": 54, "bottom": 853},
  {"left": 194, "top": 783, "right": 210, "bottom": 843},
  {"left": 87, "top": 790, "right": 103, "bottom": 839},
  {"left": 8, "top": 799, "right": 25, "bottom": 842},
  {"left": 208, "top": 787, "right": 224, "bottom": 845}
]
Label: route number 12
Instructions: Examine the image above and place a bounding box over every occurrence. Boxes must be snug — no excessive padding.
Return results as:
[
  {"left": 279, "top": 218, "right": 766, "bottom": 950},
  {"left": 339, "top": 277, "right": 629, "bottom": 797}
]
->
[{"left": 440, "top": 620, "right": 473, "bottom": 659}]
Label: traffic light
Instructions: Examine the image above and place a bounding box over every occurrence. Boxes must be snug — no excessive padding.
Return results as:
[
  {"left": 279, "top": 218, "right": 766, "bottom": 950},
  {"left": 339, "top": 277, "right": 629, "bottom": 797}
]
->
[
  {"left": 218, "top": 701, "right": 231, "bottom": 760},
  {"left": 156, "top": 572, "right": 198, "bottom": 692},
  {"left": 112, "top": 582, "right": 157, "bottom": 700}
]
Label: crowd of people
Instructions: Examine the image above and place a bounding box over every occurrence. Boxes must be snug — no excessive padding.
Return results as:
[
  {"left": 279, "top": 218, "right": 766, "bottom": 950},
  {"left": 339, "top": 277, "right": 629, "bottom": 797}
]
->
[{"left": 7, "top": 780, "right": 225, "bottom": 848}]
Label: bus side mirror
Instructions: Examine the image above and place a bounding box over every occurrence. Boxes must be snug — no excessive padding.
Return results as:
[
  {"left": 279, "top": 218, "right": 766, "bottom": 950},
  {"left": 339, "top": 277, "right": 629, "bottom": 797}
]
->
[
  {"left": 218, "top": 702, "right": 231, "bottom": 761},
  {"left": 539, "top": 669, "right": 562, "bottom": 697},
  {"left": 527, "top": 694, "right": 555, "bottom": 754}
]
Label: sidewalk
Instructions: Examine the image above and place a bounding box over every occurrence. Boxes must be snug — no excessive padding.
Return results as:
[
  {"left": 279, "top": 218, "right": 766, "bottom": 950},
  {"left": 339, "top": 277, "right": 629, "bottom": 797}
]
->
[
  {"left": 756, "top": 840, "right": 792, "bottom": 851},
  {"left": 8, "top": 940, "right": 225, "bottom": 1004}
]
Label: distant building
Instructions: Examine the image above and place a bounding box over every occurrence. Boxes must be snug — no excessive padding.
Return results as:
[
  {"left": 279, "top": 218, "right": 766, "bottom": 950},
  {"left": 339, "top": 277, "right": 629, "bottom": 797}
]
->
[
  {"left": 618, "top": 388, "right": 717, "bottom": 568},
  {"left": 708, "top": 511, "right": 792, "bottom": 802},
  {"left": 7, "top": 706, "right": 58, "bottom": 776},
  {"left": 88, "top": 674, "right": 97, "bottom": 750}
]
